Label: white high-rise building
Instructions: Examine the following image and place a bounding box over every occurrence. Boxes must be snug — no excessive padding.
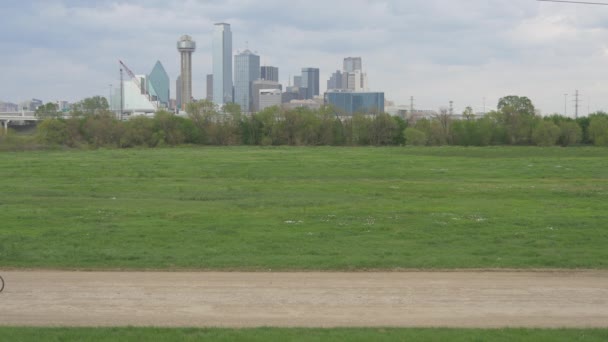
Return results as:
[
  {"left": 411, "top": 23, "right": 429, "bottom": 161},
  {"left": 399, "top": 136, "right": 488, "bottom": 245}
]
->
[
  {"left": 344, "top": 70, "right": 368, "bottom": 92},
  {"left": 213, "top": 23, "right": 233, "bottom": 106}
]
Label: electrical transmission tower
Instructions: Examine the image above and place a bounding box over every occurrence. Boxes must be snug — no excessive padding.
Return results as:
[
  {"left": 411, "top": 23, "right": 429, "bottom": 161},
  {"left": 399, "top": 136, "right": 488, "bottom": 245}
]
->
[{"left": 574, "top": 90, "right": 580, "bottom": 119}]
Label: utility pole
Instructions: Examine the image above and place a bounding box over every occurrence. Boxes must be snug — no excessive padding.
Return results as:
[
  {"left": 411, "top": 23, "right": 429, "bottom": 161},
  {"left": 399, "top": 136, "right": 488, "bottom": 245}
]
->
[
  {"left": 574, "top": 90, "right": 580, "bottom": 119},
  {"left": 410, "top": 96, "right": 414, "bottom": 116},
  {"left": 120, "top": 67, "right": 124, "bottom": 121}
]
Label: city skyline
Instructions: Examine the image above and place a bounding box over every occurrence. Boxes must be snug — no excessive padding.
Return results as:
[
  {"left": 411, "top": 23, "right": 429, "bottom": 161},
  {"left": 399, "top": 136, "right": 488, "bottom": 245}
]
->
[{"left": 3, "top": 1, "right": 608, "bottom": 115}]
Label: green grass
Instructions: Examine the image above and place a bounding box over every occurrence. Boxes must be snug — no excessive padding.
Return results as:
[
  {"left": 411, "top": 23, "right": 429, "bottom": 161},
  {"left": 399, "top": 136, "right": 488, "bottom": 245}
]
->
[
  {"left": 1, "top": 327, "right": 607, "bottom": 342},
  {"left": 1, "top": 146, "right": 607, "bottom": 270}
]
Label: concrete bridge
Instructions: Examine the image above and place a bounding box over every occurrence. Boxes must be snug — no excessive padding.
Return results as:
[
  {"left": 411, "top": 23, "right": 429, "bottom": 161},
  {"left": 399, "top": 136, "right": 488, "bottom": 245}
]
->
[{"left": 0, "top": 111, "right": 39, "bottom": 133}]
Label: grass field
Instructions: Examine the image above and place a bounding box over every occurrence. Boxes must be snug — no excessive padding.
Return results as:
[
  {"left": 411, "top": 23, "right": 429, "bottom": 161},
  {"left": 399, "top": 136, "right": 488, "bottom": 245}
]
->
[
  {"left": 0, "top": 327, "right": 607, "bottom": 342},
  {"left": 1, "top": 146, "right": 607, "bottom": 270}
]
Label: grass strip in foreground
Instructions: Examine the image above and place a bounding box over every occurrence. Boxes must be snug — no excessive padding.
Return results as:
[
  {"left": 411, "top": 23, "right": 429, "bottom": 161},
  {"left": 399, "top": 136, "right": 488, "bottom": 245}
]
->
[{"left": 1, "top": 327, "right": 607, "bottom": 342}]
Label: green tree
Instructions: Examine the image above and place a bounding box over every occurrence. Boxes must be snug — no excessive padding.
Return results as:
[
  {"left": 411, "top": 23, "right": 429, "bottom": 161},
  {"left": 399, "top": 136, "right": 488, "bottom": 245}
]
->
[
  {"left": 558, "top": 121, "right": 582, "bottom": 146},
  {"left": 496, "top": 96, "right": 537, "bottom": 144},
  {"left": 497, "top": 95, "right": 535, "bottom": 115},
  {"left": 186, "top": 100, "right": 218, "bottom": 144},
  {"left": 369, "top": 114, "right": 399, "bottom": 146},
  {"left": 37, "top": 119, "right": 68, "bottom": 145},
  {"left": 35, "top": 102, "right": 61, "bottom": 119},
  {"left": 532, "top": 120, "right": 560, "bottom": 146},
  {"left": 589, "top": 115, "right": 608, "bottom": 146},
  {"left": 404, "top": 127, "right": 427, "bottom": 146},
  {"left": 153, "top": 111, "right": 187, "bottom": 146},
  {"left": 120, "top": 116, "right": 159, "bottom": 147},
  {"left": 72, "top": 96, "right": 110, "bottom": 117},
  {"left": 351, "top": 114, "right": 371, "bottom": 145}
]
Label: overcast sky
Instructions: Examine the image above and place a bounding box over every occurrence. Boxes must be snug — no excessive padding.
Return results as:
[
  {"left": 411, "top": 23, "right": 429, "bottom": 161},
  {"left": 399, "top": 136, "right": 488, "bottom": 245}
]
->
[{"left": 2, "top": 0, "right": 608, "bottom": 115}]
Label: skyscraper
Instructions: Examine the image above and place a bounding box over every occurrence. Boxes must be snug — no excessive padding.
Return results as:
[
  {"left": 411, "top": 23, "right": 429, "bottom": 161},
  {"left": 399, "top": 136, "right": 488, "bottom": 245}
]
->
[
  {"left": 206, "top": 74, "right": 213, "bottom": 101},
  {"left": 301, "top": 68, "right": 320, "bottom": 99},
  {"left": 343, "top": 57, "right": 362, "bottom": 72},
  {"left": 213, "top": 23, "right": 233, "bottom": 106},
  {"left": 234, "top": 50, "right": 260, "bottom": 113},
  {"left": 148, "top": 61, "right": 170, "bottom": 108},
  {"left": 327, "top": 70, "right": 343, "bottom": 90},
  {"left": 260, "top": 66, "right": 279, "bottom": 82},
  {"left": 293, "top": 76, "right": 302, "bottom": 88},
  {"left": 177, "top": 35, "right": 196, "bottom": 110}
]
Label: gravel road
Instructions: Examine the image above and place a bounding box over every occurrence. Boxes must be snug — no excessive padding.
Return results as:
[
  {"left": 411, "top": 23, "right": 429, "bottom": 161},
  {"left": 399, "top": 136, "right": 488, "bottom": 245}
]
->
[{"left": 0, "top": 271, "right": 607, "bottom": 328}]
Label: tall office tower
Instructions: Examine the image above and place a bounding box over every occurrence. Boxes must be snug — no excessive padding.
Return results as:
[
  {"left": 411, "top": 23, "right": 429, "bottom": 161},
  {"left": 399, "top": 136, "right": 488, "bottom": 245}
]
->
[
  {"left": 293, "top": 75, "right": 302, "bottom": 88},
  {"left": 260, "top": 66, "right": 279, "bottom": 82},
  {"left": 327, "top": 70, "right": 343, "bottom": 90},
  {"left": 176, "top": 75, "right": 182, "bottom": 111},
  {"left": 234, "top": 50, "right": 260, "bottom": 113},
  {"left": 213, "top": 23, "right": 233, "bottom": 106},
  {"left": 177, "top": 35, "right": 196, "bottom": 110},
  {"left": 343, "top": 57, "right": 362, "bottom": 72},
  {"left": 301, "top": 68, "right": 320, "bottom": 99},
  {"left": 148, "top": 61, "right": 170, "bottom": 108},
  {"left": 206, "top": 74, "right": 213, "bottom": 101}
]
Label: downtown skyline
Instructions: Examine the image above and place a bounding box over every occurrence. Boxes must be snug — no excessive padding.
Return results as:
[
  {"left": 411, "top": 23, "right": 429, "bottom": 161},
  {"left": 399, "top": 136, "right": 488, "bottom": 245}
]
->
[{"left": 2, "top": 0, "right": 608, "bottom": 116}]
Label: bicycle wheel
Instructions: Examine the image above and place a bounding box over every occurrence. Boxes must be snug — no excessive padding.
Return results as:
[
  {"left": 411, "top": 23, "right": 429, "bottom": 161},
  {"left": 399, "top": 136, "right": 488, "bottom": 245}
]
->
[{"left": 0, "top": 275, "right": 4, "bottom": 293}]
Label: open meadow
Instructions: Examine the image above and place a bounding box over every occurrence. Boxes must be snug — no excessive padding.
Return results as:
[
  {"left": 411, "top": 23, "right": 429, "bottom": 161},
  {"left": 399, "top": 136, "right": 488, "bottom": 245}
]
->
[{"left": 1, "top": 146, "right": 607, "bottom": 270}]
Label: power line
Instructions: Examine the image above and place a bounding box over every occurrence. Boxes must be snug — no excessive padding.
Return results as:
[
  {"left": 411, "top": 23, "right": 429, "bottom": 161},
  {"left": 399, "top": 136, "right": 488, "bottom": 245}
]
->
[{"left": 538, "top": 0, "right": 608, "bottom": 5}]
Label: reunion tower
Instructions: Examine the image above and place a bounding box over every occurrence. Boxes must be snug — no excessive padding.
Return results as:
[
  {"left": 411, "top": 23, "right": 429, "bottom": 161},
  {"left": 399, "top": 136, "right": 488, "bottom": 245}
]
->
[{"left": 177, "top": 35, "right": 196, "bottom": 110}]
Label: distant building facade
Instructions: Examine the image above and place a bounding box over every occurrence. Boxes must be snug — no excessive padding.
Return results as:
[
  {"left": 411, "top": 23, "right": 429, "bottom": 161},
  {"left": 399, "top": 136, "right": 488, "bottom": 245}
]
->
[
  {"left": 343, "top": 57, "right": 362, "bottom": 73},
  {"left": 327, "top": 57, "right": 368, "bottom": 92},
  {"left": 325, "top": 91, "right": 384, "bottom": 116},
  {"left": 327, "top": 70, "right": 343, "bottom": 90},
  {"left": 252, "top": 79, "right": 282, "bottom": 112},
  {"left": 234, "top": 50, "right": 260, "bottom": 113},
  {"left": 19, "top": 99, "right": 43, "bottom": 111},
  {"left": 260, "top": 66, "right": 279, "bottom": 82},
  {"left": 0, "top": 101, "right": 19, "bottom": 112},
  {"left": 206, "top": 74, "right": 213, "bottom": 101},
  {"left": 176, "top": 75, "right": 182, "bottom": 111},
  {"left": 258, "top": 89, "right": 282, "bottom": 112}
]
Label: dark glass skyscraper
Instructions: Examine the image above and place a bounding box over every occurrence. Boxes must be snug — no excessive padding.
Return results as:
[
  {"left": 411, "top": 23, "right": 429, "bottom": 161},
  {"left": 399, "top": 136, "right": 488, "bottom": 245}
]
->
[
  {"left": 260, "top": 66, "right": 279, "bottom": 82},
  {"left": 325, "top": 91, "right": 384, "bottom": 116},
  {"left": 301, "top": 68, "right": 319, "bottom": 100}
]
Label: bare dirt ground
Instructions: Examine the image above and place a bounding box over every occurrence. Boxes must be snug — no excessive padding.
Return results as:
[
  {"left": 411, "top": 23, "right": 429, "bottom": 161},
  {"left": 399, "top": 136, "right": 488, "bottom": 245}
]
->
[{"left": 0, "top": 270, "right": 607, "bottom": 328}]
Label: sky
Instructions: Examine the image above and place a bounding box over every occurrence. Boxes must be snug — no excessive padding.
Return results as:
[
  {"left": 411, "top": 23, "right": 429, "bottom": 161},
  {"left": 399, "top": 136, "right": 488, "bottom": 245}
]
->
[{"left": 2, "top": 0, "right": 608, "bottom": 116}]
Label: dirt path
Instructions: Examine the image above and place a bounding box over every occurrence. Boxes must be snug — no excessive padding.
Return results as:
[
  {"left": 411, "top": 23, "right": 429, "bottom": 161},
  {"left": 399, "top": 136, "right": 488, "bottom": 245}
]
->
[{"left": 0, "top": 271, "right": 607, "bottom": 328}]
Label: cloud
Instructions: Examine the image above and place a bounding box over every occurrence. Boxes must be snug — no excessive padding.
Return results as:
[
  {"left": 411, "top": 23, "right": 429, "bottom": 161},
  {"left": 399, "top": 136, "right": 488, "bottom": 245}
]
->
[{"left": 1, "top": 0, "right": 608, "bottom": 115}]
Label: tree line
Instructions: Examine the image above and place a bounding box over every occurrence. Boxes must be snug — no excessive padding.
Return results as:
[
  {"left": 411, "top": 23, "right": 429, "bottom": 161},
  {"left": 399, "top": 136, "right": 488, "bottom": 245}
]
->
[{"left": 3, "top": 95, "right": 607, "bottom": 148}]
